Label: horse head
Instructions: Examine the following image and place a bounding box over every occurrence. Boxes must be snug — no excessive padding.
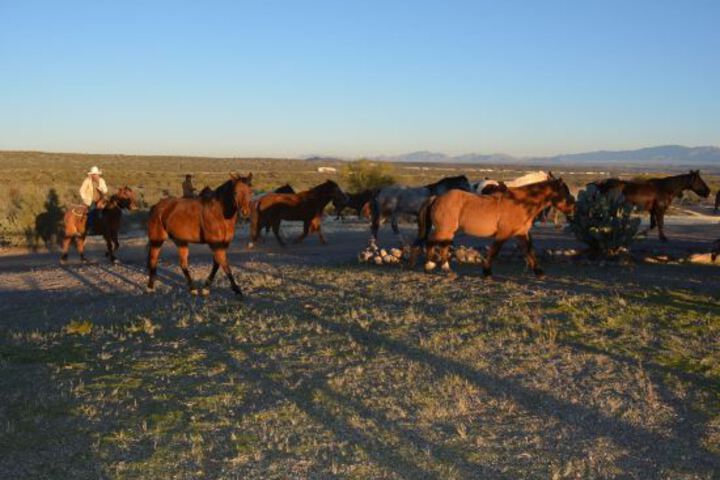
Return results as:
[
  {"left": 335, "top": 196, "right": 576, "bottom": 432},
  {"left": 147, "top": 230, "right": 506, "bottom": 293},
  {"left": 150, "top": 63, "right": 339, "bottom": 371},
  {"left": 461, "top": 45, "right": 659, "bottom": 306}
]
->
[
  {"left": 229, "top": 172, "right": 254, "bottom": 218},
  {"left": 687, "top": 170, "right": 710, "bottom": 198},
  {"left": 316, "top": 180, "right": 349, "bottom": 206},
  {"left": 550, "top": 178, "right": 575, "bottom": 216},
  {"left": 116, "top": 186, "right": 138, "bottom": 210}
]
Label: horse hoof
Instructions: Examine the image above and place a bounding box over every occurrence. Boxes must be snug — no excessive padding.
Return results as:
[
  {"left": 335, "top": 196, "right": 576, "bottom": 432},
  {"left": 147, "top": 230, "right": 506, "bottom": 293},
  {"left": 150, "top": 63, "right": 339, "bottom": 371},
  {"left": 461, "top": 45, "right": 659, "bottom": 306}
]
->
[
  {"left": 424, "top": 261, "right": 437, "bottom": 272},
  {"left": 190, "top": 289, "right": 200, "bottom": 296},
  {"left": 440, "top": 261, "right": 451, "bottom": 272},
  {"left": 145, "top": 286, "right": 155, "bottom": 294},
  {"left": 534, "top": 269, "right": 545, "bottom": 279}
]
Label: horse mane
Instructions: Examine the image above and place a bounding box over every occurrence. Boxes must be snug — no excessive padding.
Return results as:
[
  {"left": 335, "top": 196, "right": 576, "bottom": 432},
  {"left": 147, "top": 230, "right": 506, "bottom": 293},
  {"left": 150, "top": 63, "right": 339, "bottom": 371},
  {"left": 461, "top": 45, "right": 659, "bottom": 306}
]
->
[
  {"left": 424, "top": 175, "right": 468, "bottom": 190},
  {"left": 308, "top": 180, "right": 338, "bottom": 194},
  {"left": 202, "top": 179, "right": 237, "bottom": 218},
  {"left": 274, "top": 184, "right": 295, "bottom": 194}
]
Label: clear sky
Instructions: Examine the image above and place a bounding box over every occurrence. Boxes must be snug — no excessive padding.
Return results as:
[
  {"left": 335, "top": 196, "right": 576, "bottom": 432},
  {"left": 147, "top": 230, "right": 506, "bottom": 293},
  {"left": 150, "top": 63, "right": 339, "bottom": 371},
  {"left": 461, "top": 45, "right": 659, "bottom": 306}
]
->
[{"left": 0, "top": 0, "right": 718, "bottom": 158}]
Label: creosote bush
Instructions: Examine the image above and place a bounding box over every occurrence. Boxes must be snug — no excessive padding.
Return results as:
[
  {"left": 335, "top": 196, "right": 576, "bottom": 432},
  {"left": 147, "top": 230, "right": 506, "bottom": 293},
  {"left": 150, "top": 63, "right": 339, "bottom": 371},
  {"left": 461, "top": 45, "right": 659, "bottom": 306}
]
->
[
  {"left": 340, "top": 159, "right": 397, "bottom": 192},
  {"left": 567, "top": 184, "right": 641, "bottom": 257}
]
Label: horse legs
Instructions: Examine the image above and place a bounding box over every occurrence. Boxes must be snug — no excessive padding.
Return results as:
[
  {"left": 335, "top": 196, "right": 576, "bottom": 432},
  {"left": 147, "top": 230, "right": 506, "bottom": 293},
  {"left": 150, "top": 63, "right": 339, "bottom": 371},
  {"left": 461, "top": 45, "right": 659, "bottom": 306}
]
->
[
  {"left": 248, "top": 209, "right": 261, "bottom": 248},
  {"left": 370, "top": 208, "right": 382, "bottom": 242},
  {"left": 656, "top": 209, "right": 668, "bottom": 242},
  {"left": 214, "top": 247, "right": 242, "bottom": 295},
  {"left": 204, "top": 260, "right": 220, "bottom": 289},
  {"left": 104, "top": 233, "right": 116, "bottom": 263},
  {"left": 294, "top": 220, "right": 310, "bottom": 244},
  {"left": 482, "top": 239, "right": 506, "bottom": 278},
  {"left": 517, "top": 233, "right": 544, "bottom": 277},
  {"left": 424, "top": 230, "right": 453, "bottom": 273},
  {"left": 310, "top": 216, "right": 326, "bottom": 244},
  {"left": 176, "top": 243, "right": 197, "bottom": 293},
  {"left": 75, "top": 236, "right": 87, "bottom": 262},
  {"left": 147, "top": 240, "right": 163, "bottom": 291},
  {"left": 60, "top": 235, "right": 72, "bottom": 263},
  {"left": 272, "top": 220, "right": 286, "bottom": 247}
]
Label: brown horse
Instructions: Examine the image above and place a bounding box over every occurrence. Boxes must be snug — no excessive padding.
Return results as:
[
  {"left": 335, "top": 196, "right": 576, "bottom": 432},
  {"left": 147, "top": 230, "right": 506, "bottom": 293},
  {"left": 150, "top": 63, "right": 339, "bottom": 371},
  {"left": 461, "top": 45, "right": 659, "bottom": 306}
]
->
[
  {"left": 595, "top": 170, "right": 710, "bottom": 241},
  {"left": 714, "top": 190, "right": 719, "bottom": 213},
  {"left": 60, "top": 186, "right": 137, "bottom": 264},
  {"left": 249, "top": 180, "right": 348, "bottom": 247},
  {"left": 146, "top": 173, "right": 253, "bottom": 295},
  {"left": 333, "top": 189, "right": 374, "bottom": 220},
  {"left": 415, "top": 178, "right": 575, "bottom": 278}
]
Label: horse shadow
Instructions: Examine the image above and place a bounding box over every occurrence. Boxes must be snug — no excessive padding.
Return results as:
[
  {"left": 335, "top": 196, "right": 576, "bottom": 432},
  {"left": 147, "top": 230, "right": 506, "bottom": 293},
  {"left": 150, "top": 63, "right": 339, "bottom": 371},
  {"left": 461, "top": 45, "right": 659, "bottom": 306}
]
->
[{"left": 29, "top": 189, "right": 65, "bottom": 252}]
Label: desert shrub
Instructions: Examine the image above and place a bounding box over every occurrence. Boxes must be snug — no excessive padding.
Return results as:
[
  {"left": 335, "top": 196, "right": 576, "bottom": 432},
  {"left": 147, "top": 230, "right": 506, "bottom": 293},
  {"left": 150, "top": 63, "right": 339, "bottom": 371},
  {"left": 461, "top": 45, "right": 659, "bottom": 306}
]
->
[
  {"left": 340, "top": 160, "right": 397, "bottom": 192},
  {"left": 567, "top": 184, "right": 641, "bottom": 257}
]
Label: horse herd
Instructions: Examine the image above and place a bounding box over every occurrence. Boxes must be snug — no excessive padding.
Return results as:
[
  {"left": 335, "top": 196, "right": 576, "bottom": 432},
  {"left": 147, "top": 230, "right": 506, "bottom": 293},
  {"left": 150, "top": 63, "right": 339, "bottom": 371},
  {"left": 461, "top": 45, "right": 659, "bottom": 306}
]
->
[{"left": 58, "top": 169, "right": 714, "bottom": 296}]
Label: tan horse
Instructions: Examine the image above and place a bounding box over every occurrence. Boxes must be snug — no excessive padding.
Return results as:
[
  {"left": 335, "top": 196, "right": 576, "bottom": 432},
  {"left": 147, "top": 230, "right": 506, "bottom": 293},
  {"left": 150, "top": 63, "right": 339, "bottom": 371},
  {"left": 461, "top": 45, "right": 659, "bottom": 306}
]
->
[
  {"left": 60, "top": 186, "right": 137, "bottom": 264},
  {"left": 146, "top": 173, "right": 253, "bottom": 296},
  {"left": 415, "top": 178, "right": 575, "bottom": 277}
]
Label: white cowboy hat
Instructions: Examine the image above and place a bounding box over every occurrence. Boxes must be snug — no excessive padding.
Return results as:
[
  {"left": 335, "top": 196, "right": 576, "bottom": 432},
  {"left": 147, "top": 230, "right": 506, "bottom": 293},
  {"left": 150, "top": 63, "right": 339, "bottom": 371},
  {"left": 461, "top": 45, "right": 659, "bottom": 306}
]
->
[{"left": 87, "top": 166, "right": 102, "bottom": 175}]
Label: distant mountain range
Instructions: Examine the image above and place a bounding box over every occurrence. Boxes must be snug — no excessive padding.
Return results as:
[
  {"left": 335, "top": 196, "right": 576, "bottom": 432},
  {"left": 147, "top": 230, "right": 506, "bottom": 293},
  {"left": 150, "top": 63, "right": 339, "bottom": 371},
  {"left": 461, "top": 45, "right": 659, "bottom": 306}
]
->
[{"left": 372, "top": 145, "right": 720, "bottom": 167}]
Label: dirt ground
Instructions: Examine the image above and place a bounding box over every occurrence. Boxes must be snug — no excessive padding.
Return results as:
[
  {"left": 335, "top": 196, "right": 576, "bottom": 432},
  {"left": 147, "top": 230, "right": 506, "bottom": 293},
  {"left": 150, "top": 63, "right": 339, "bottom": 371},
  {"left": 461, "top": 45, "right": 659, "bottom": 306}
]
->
[{"left": 0, "top": 216, "right": 718, "bottom": 331}]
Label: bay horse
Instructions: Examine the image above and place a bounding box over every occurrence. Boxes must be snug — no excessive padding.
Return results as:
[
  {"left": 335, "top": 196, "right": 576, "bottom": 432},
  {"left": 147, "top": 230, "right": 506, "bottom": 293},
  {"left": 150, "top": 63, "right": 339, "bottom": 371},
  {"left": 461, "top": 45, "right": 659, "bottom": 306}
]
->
[
  {"left": 414, "top": 178, "right": 575, "bottom": 278},
  {"left": 371, "top": 175, "right": 472, "bottom": 243},
  {"left": 249, "top": 180, "right": 348, "bottom": 247},
  {"left": 594, "top": 170, "right": 710, "bottom": 241},
  {"left": 60, "top": 186, "right": 137, "bottom": 264},
  {"left": 333, "top": 189, "right": 374, "bottom": 220},
  {"left": 146, "top": 173, "right": 253, "bottom": 295}
]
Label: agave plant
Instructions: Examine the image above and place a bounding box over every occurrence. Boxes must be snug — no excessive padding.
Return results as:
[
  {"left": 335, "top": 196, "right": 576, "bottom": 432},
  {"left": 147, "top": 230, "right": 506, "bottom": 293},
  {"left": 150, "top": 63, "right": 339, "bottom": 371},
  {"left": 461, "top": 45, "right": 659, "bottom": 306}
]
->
[{"left": 567, "top": 184, "right": 641, "bottom": 257}]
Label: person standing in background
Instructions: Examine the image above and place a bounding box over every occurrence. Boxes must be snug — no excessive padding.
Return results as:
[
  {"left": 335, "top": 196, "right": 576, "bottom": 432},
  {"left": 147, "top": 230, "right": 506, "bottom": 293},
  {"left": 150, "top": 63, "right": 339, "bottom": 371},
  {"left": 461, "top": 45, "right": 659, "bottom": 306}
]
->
[{"left": 182, "top": 174, "right": 197, "bottom": 198}]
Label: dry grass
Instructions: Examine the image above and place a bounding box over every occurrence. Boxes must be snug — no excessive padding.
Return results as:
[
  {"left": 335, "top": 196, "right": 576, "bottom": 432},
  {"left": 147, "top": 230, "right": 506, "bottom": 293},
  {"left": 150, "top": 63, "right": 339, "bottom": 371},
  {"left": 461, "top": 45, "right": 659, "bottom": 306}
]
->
[
  {"left": 2, "top": 150, "right": 717, "bottom": 247},
  {"left": 1, "top": 258, "right": 718, "bottom": 478}
]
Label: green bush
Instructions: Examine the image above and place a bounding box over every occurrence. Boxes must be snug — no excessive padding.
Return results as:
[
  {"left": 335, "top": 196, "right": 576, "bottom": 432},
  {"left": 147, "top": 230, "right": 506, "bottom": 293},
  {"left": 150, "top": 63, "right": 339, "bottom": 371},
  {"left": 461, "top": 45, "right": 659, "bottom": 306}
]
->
[
  {"left": 340, "top": 160, "right": 397, "bottom": 192},
  {"left": 567, "top": 184, "right": 641, "bottom": 257}
]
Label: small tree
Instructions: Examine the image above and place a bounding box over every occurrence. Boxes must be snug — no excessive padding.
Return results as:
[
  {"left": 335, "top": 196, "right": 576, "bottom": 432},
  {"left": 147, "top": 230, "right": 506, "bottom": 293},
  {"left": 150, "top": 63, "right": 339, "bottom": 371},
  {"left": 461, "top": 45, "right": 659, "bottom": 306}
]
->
[
  {"left": 340, "top": 160, "right": 397, "bottom": 192},
  {"left": 567, "top": 184, "right": 641, "bottom": 257}
]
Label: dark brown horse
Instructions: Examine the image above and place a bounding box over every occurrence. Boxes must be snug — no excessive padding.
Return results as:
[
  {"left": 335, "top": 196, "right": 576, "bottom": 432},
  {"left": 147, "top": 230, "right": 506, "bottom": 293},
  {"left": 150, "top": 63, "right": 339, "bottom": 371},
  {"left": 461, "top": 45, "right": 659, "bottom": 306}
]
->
[
  {"left": 249, "top": 180, "right": 348, "bottom": 247},
  {"left": 415, "top": 178, "right": 575, "bottom": 278},
  {"left": 146, "top": 173, "right": 253, "bottom": 295},
  {"left": 61, "top": 186, "right": 137, "bottom": 264},
  {"left": 333, "top": 189, "right": 374, "bottom": 220},
  {"left": 595, "top": 170, "right": 710, "bottom": 241}
]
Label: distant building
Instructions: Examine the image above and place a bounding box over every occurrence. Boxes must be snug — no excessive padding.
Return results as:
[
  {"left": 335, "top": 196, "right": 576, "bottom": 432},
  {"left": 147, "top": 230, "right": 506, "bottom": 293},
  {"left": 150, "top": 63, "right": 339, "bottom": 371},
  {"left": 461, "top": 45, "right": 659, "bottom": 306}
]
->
[{"left": 317, "top": 166, "right": 338, "bottom": 174}]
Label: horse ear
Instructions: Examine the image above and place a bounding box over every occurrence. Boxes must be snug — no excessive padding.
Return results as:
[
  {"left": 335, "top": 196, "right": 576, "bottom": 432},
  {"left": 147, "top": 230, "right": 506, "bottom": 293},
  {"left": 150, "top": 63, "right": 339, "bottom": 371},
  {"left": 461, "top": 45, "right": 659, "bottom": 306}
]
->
[
  {"left": 229, "top": 172, "right": 238, "bottom": 180},
  {"left": 246, "top": 172, "right": 253, "bottom": 184}
]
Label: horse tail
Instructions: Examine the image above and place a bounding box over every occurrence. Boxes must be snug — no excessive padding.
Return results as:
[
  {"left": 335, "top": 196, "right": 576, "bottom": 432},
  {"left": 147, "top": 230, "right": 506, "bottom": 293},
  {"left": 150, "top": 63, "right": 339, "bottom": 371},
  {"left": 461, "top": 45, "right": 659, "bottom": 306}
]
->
[{"left": 414, "top": 195, "right": 436, "bottom": 248}]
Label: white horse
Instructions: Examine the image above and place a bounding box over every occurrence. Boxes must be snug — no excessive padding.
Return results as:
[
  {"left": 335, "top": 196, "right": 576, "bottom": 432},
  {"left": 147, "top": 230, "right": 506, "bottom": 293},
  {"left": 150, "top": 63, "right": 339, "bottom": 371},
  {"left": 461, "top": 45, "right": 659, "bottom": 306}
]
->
[
  {"left": 505, "top": 171, "right": 552, "bottom": 188},
  {"left": 473, "top": 171, "right": 552, "bottom": 194}
]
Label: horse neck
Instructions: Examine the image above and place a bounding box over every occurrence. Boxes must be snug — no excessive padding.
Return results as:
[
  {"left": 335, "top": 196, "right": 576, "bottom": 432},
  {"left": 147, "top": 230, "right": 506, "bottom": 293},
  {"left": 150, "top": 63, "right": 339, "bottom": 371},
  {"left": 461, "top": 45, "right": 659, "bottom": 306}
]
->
[
  {"left": 513, "top": 184, "right": 556, "bottom": 216},
  {"left": 655, "top": 174, "right": 692, "bottom": 195},
  {"left": 300, "top": 187, "right": 333, "bottom": 209}
]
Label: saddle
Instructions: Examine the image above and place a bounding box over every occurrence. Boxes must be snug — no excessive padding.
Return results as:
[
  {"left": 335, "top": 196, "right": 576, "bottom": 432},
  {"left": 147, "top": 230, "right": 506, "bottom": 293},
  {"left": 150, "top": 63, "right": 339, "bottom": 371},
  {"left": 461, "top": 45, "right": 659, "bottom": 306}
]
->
[{"left": 70, "top": 205, "right": 89, "bottom": 217}]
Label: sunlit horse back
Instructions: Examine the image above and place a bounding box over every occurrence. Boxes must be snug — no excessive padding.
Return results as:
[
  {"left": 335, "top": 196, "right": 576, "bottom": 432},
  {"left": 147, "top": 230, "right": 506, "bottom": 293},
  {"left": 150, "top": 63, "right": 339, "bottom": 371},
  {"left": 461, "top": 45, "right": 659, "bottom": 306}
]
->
[{"left": 146, "top": 173, "right": 253, "bottom": 295}]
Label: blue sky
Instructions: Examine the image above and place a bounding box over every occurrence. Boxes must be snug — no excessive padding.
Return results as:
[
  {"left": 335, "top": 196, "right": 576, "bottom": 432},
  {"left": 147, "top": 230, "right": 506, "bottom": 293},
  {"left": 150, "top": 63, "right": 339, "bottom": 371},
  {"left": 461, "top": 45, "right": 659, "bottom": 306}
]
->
[{"left": 0, "top": 0, "right": 718, "bottom": 157}]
